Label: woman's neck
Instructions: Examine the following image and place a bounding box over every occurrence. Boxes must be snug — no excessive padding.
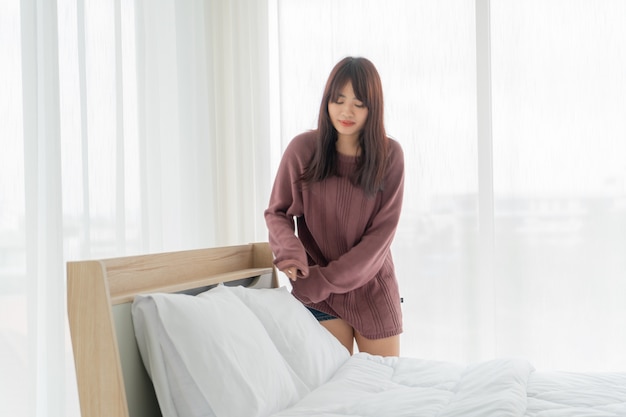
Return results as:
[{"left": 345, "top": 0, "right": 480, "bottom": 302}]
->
[{"left": 335, "top": 135, "right": 360, "bottom": 156}]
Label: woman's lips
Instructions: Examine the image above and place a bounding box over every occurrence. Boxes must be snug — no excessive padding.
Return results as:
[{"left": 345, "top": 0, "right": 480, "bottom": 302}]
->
[{"left": 339, "top": 120, "right": 355, "bottom": 127}]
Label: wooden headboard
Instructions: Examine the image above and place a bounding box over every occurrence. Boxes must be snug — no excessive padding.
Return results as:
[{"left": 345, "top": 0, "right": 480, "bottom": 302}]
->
[{"left": 67, "top": 242, "right": 278, "bottom": 417}]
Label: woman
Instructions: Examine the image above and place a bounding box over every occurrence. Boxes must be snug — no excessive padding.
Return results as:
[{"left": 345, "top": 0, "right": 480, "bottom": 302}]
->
[{"left": 264, "top": 57, "right": 404, "bottom": 356}]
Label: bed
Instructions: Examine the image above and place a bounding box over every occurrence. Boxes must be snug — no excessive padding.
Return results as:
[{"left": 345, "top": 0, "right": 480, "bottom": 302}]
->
[{"left": 67, "top": 242, "right": 626, "bottom": 417}]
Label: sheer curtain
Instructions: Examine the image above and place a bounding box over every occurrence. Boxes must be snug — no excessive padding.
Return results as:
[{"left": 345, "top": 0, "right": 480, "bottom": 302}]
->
[
  {"left": 273, "top": 0, "right": 626, "bottom": 371},
  {"left": 2, "top": 1, "right": 626, "bottom": 415},
  {"left": 0, "top": 0, "right": 270, "bottom": 416}
]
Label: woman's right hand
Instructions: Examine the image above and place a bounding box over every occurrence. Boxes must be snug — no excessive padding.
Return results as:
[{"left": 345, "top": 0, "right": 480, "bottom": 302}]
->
[{"left": 281, "top": 267, "right": 298, "bottom": 281}]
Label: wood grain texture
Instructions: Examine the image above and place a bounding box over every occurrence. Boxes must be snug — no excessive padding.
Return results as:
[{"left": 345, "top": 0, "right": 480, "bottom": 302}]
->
[
  {"left": 67, "top": 242, "right": 277, "bottom": 417},
  {"left": 67, "top": 260, "right": 130, "bottom": 417}
]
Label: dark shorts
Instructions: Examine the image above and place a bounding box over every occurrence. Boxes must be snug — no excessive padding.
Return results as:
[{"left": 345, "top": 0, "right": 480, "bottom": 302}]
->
[{"left": 306, "top": 306, "right": 337, "bottom": 322}]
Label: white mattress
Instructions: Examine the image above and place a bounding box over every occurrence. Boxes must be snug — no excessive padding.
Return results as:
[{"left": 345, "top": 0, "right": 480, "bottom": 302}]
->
[{"left": 271, "top": 353, "right": 626, "bottom": 417}]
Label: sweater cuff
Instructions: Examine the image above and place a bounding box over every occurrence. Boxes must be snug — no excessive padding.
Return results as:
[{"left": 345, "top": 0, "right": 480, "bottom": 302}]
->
[
  {"left": 292, "top": 266, "right": 330, "bottom": 303},
  {"left": 274, "top": 259, "right": 309, "bottom": 278}
]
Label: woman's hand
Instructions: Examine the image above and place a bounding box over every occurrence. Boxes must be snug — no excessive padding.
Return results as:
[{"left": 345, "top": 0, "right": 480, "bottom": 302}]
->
[{"left": 281, "top": 267, "right": 298, "bottom": 281}]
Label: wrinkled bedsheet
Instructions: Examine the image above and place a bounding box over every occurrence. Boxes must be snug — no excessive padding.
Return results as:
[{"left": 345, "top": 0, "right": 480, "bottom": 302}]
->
[{"left": 271, "top": 353, "right": 626, "bottom": 417}]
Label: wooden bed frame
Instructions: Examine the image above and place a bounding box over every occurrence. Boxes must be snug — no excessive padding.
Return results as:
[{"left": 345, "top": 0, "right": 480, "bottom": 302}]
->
[{"left": 67, "top": 242, "right": 278, "bottom": 417}]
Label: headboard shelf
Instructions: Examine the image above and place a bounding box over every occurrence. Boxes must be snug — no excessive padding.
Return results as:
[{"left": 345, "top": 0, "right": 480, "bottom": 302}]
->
[
  {"left": 67, "top": 242, "right": 277, "bottom": 417},
  {"left": 109, "top": 267, "right": 274, "bottom": 303}
]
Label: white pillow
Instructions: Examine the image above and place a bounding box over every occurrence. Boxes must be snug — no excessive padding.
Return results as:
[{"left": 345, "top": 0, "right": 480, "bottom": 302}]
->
[
  {"left": 133, "top": 295, "right": 211, "bottom": 417},
  {"left": 211, "top": 285, "right": 350, "bottom": 390},
  {"left": 132, "top": 288, "right": 309, "bottom": 417}
]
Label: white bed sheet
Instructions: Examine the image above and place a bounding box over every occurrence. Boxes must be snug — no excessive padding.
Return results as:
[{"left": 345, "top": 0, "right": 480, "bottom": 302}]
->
[
  {"left": 131, "top": 285, "right": 626, "bottom": 417},
  {"left": 271, "top": 353, "right": 626, "bottom": 417},
  {"left": 525, "top": 371, "right": 626, "bottom": 416}
]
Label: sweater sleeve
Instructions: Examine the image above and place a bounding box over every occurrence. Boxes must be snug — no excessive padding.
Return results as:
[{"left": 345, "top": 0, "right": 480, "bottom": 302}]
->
[
  {"left": 264, "top": 135, "right": 311, "bottom": 277},
  {"left": 294, "top": 140, "right": 405, "bottom": 303}
]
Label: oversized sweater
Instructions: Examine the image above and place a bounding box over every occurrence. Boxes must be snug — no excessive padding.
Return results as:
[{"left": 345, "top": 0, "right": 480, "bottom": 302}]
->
[{"left": 264, "top": 130, "right": 404, "bottom": 339}]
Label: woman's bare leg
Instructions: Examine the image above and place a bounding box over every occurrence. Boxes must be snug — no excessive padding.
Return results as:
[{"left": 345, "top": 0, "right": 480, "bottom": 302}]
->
[
  {"left": 321, "top": 318, "right": 355, "bottom": 354},
  {"left": 355, "top": 332, "right": 400, "bottom": 357}
]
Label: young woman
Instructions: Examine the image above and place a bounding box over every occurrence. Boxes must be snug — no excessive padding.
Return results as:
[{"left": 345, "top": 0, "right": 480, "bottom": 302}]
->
[{"left": 264, "top": 57, "right": 404, "bottom": 356}]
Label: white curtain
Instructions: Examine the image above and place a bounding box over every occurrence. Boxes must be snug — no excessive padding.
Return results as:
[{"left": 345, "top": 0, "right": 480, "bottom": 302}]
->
[
  {"left": 273, "top": 0, "right": 626, "bottom": 372},
  {"left": 0, "top": 0, "right": 270, "bottom": 416}
]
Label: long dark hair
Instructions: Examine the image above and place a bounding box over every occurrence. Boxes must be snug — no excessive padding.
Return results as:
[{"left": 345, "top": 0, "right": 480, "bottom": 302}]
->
[{"left": 300, "top": 57, "right": 388, "bottom": 196}]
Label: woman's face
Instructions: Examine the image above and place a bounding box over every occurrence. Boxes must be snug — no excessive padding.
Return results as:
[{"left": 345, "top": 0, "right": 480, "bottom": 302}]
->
[{"left": 328, "top": 81, "right": 368, "bottom": 142}]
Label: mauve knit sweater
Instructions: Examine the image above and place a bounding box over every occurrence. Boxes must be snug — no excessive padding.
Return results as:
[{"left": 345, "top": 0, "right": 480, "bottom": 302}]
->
[{"left": 264, "top": 130, "right": 404, "bottom": 339}]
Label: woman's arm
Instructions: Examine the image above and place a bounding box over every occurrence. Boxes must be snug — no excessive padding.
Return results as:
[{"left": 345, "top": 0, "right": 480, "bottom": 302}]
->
[{"left": 264, "top": 135, "right": 312, "bottom": 277}]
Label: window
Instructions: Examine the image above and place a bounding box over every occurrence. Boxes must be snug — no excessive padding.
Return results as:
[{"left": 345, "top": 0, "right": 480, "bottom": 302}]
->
[{"left": 273, "top": 0, "right": 626, "bottom": 371}]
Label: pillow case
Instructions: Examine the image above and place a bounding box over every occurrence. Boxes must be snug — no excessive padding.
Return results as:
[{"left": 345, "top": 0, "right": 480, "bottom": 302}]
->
[
  {"left": 132, "top": 288, "right": 308, "bottom": 417},
  {"left": 132, "top": 295, "right": 211, "bottom": 417},
  {"left": 211, "top": 285, "right": 350, "bottom": 390}
]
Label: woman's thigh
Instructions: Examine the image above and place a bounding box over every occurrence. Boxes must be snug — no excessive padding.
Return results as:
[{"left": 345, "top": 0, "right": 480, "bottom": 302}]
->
[
  {"left": 355, "top": 332, "right": 400, "bottom": 357},
  {"left": 320, "top": 318, "right": 355, "bottom": 354}
]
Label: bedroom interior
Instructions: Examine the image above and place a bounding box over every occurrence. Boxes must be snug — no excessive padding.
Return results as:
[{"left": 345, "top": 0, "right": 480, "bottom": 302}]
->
[{"left": 2, "top": 1, "right": 626, "bottom": 416}]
